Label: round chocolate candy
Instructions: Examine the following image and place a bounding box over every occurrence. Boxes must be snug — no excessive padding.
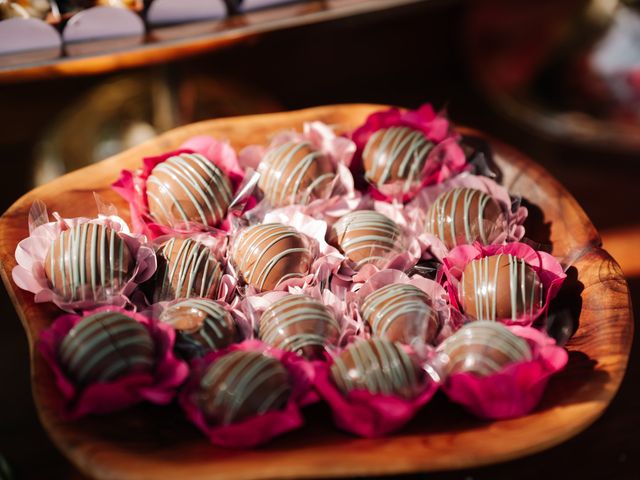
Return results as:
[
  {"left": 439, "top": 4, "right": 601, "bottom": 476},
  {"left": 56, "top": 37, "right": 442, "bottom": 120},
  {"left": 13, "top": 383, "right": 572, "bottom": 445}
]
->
[
  {"left": 58, "top": 310, "right": 155, "bottom": 386},
  {"left": 424, "top": 187, "right": 503, "bottom": 248},
  {"left": 231, "top": 223, "right": 312, "bottom": 292},
  {"left": 258, "top": 140, "right": 335, "bottom": 207},
  {"left": 330, "top": 338, "right": 423, "bottom": 398},
  {"left": 153, "top": 237, "right": 224, "bottom": 302},
  {"left": 44, "top": 223, "right": 133, "bottom": 302},
  {"left": 459, "top": 253, "right": 544, "bottom": 322},
  {"left": 146, "top": 152, "right": 233, "bottom": 228},
  {"left": 329, "top": 210, "right": 402, "bottom": 270},
  {"left": 160, "top": 298, "right": 239, "bottom": 358},
  {"left": 436, "top": 321, "right": 532, "bottom": 377},
  {"left": 362, "top": 126, "right": 434, "bottom": 193},
  {"left": 196, "top": 350, "right": 291, "bottom": 425},
  {"left": 361, "top": 283, "right": 440, "bottom": 345},
  {"left": 259, "top": 294, "right": 341, "bottom": 359}
]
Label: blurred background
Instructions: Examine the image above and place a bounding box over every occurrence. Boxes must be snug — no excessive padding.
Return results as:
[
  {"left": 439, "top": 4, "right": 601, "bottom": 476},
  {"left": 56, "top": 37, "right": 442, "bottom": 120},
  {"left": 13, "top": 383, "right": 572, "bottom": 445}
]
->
[{"left": 0, "top": 0, "right": 639, "bottom": 478}]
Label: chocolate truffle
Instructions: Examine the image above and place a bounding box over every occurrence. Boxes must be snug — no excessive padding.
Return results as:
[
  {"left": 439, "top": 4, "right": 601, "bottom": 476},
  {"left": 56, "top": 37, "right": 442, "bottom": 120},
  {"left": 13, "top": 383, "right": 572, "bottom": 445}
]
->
[
  {"left": 58, "top": 311, "right": 155, "bottom": 386},
  {"left": 45, "top": 223, "right": 133, "bottom": 302},
  {"left": 154, "top": 237, "right": 224, "bottom": 302},
  {"left": 436, "top": 321, "right": 532, "bottom": 377},
  {"left": 362, "top": 126, "right": 434, "bottom": 193},
  {"left": 361, "top": 283, "right": 440, "bottom": 345},
  {"left": 160, "top": 298, "right": 239, "bottom": 358},
  {"left": 258, "top": 140, "right": 335, "bottom": 207},
  {"left": 196, "top": 350, "right": 291, "bottom": 425},
  {"left": 424, "top": 187, "right": 503, "bottom": 248},
  {"left": 146, "top": 152, "right": 233, "bottom": 228},
  {"left": 330, "top": 338, "right": 423, "bottom": 398},
  {"left": 459, "top": 253, "right": 544, "bottom": 321},
  {"left": 259, "top": 294, "right": 340, "bottom": 359},
  {"left": 329, "top": 210, "right": 402, "bottom": 270},
  {"left": 231, "top": 223, "right": 312, "bottom": 292}
]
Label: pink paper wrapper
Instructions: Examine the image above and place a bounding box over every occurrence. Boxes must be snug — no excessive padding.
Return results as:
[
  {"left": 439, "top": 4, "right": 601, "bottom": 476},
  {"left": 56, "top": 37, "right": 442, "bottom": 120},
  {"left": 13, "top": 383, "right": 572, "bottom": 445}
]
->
[
  {"left": 314, "top": 354, "right": 438, "bottom": 437},
  {"left": 37, "top": 306, "right": 189, "bottom": 420},
  {"left": 178, "top": 339, "right": 315, "bottom": 448},
  {"left": 403, "top": 173, "right": 528, "bottom": 260},
  {"left": 240, "top": 121, "right": 361, "bottom": 221},
  {"left": 438, "top": 325, "right": 568, "bottom": 419},
  {"left": 441, "top": 242, "right": 566, "bottom": 326},
  {"left": 112, "top": 137, "right": 248, "bottom": 240},
  {"left": 350, "top": 104, "right": 467, "bottom": 202},
  {"left": 328, "top": 211, "right": 422, "bottom": 291},
  {"left": 12, "top": 214, "right": 156, "bottom": 312},
  {"left": 351, "top": 269, "right": 456, "bottom": 347}
]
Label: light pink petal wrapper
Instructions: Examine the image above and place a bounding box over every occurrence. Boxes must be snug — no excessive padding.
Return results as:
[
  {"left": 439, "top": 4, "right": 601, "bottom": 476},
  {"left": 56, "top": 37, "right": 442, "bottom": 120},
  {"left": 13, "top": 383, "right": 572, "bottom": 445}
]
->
[
  {"left": 439, "top": 326, "right": 568, "bottom": 419},
  {"left": 239, "top": 122, "right": 362, "bottom": 221},
  {"left": 441, "top": 242, "right": 567, "bottom": 326},
  {"left": 37, "top": 306, "right": 189, "bottom": 420},
  {"left": 314, "top": 359, "right": 438, "bottom": 437},
  {"left": 349, "top": 269, "right": 456, "bottom": 346},
  {"left": 178, "top": 339, "right": 315, "bottom": 448},
  {"left": 12, "top": 215, "right": 156, "bottom": 312},
  {"left": 112, "top": 138, "right": 249, "bottom": 240}
]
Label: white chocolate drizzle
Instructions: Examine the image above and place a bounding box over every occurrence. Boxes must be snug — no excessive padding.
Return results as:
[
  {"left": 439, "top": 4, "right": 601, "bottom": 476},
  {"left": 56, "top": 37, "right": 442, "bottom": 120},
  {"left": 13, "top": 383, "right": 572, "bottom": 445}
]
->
[
  {"left": 437, "top": 321, "right": 532, "bottom": 376},
  {"left": 147, "top": 153, "right": 232, "bottom": 226},
  {"left": 156, "top": 238, "right": 223, "bottom": 301},
  {"left": 59, "top": 311, "right": 154, "bottom": 384},
  {"left": 259, "top": 294, "right": 340, "bottom": 355},
  {"left": 460, "top": 253, "right": 544, "bottom": 321},
  {"left": 200, "top": 351, "right": 290, "bottom": 425},
  {"left": 233, "top": 223, "right": 310, "bottom": 290},
  {"left": 361, "top": 283, "right": 437, "bottom": 339},
  {"left": 48, "top": 223, "right": 129, "bottom": 301},
  {"left": 425, "top": 187, "right": 498, "bottom": 246},
  {"left": 331, "top": 338, "right": 419, "bottom": 397},
  {"left": 332, "top": 210, "right": 402, "bottom": 269},
  {"left": 260, "top": 141, "right": 334, "bottom": 206},
  {"left": 363, "top": 126, "right": 434, "bottom": 192},
  {"left": 161, "top": 298, "right": 233, "bottom": 350}
]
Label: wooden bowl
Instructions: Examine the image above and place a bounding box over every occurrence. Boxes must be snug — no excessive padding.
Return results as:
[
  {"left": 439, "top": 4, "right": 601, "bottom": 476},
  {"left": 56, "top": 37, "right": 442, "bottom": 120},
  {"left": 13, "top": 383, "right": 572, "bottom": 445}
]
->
[{"left": 0, "top": 105, "right": 633, "bottom": 480}]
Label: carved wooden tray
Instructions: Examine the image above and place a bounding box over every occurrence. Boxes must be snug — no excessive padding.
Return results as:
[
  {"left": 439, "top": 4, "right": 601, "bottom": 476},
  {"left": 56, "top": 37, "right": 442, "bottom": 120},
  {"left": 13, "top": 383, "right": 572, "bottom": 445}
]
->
[{"left": 0, "top": 105, "right": 633, "bottom": 480}]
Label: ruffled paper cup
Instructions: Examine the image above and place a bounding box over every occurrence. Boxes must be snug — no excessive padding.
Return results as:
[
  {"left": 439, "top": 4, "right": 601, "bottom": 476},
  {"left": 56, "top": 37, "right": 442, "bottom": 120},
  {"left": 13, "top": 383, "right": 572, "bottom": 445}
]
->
[
  {"left": 351, "top": 269, "right": 456, "bottom": 347},
  {"left": 405, "top": 173, "right": 528, "bottom": 260},
  {"left": 314, "top": 354, "right": 438, "bottom": 437},
  {"left": 37, "top": 306, "right": 189, "bottom": 420},
  {"left": 112, "top": 136, "right": 249, "bottom": 240},
  {"left": 441, "top": 242, "right": 567, "bottom": 326},
  {"left": 329, "top": 220, "right": 422, "bottom": 290},
  {"left": 12, "top": 214, "right": 156, "bottom": 312},
  {"left": 178, "top": 340, "right": 315, "bottom": 448},
  {"left": 240, "top": 121, "right": 361, "bottom": 221},
  {"left": 350, "top": 104, "right": 467, "bottom": 202},
  {"left": 437, "top": 326, "right": 568, "bottom": 419}
]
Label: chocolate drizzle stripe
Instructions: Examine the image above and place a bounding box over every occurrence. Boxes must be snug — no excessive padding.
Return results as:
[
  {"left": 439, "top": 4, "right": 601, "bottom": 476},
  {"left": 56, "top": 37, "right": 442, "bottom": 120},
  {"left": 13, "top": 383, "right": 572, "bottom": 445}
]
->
[
  {"left": 164, "top": 155, "right": 222, "bottom": 221},
  {"left": 147, "top": 177, "right": 190, "bottom": 223},
  {"left": 186, "top": 153, "right": 233, "bottom": 201},
  {"left": 152, "top": 162, "right": 210, "bottom": 225}
]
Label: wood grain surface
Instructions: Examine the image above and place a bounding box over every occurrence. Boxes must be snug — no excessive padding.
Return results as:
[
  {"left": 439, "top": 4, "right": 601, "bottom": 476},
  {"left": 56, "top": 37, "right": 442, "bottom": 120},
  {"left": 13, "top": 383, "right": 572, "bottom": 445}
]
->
[{"left": 0, "top": 104, "right": 633, "bottom": 480}]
